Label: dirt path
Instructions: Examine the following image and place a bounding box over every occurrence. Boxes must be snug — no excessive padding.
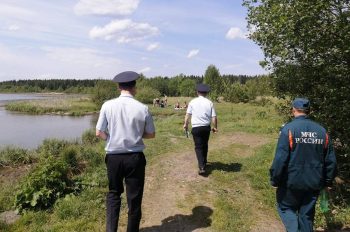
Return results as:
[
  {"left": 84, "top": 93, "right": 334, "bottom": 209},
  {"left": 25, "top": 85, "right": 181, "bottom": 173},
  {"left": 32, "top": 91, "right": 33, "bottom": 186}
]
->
[{"left": 119, "top": 132, "right": 284, "bottom": 232}]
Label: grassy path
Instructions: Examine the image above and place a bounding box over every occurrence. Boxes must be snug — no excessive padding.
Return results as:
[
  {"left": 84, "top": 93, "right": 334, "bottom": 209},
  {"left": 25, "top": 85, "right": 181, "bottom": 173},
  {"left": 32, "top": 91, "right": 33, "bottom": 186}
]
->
[{"left": 118, "top": 132, "right": 284, "bottom": 232}]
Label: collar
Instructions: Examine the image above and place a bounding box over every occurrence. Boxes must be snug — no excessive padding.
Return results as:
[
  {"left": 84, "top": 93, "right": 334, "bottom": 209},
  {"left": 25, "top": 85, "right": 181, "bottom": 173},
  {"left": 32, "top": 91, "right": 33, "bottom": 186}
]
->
[
  {"left": 294, "top": 115, "right": 309, "bottom": 120},
  {"left": 120, "top": 93, "right": 134, "bottom": 98}
]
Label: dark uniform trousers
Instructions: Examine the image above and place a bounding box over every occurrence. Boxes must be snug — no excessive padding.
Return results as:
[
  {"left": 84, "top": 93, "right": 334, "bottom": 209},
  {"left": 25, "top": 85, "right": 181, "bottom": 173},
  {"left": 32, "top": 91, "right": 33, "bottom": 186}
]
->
[
  {"left": 277, "top": 187, "right": 319, "bottom": 232},
  {"left": 105, "top": 152, "right": 146, "bottom": 232},
  {"left": 191, "top": 126, "right": 211, "bottom": 169}
]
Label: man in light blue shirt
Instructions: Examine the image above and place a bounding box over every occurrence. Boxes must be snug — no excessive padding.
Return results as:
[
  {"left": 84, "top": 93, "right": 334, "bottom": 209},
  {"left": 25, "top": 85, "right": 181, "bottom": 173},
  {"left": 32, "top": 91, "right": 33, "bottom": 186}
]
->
[
  {"left": 183, "top": 83, "right": 217, "bottom": 175},
  {"left": 96, "top": 71, "right": 155, "bottom": 232}
]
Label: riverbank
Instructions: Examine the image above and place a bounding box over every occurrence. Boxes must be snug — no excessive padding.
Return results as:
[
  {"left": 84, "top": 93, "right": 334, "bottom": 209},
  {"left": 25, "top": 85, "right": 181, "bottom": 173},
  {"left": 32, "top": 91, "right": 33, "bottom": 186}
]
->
[
  {"left": 0, "top": 101, "right": 349, "bottom": 231},
  {"left": 5, "top": 95, "right": 98, "bottom": 116}
]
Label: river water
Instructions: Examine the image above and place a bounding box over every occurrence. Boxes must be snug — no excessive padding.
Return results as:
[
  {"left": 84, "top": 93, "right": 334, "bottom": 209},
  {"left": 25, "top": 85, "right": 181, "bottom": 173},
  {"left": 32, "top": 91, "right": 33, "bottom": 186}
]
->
[{"left": 0, "top": 93, "right": 94, "bottom": 149}]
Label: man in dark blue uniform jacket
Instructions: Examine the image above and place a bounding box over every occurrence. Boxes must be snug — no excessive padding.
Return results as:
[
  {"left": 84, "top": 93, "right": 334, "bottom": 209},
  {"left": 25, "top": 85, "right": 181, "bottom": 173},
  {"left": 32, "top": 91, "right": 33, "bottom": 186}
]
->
[{"left": 270, "top": 98, "right": 337, "bottom": 232}]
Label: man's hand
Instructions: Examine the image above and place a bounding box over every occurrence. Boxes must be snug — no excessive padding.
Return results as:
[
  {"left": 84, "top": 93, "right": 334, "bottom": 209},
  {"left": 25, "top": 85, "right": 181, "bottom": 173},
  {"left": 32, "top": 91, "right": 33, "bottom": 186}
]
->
[
  {"left": 183, "top": 123, "right": 188, "bottom": 131},
  {"left": 212, "top": 127, "right": 218, "bottom": 133}
]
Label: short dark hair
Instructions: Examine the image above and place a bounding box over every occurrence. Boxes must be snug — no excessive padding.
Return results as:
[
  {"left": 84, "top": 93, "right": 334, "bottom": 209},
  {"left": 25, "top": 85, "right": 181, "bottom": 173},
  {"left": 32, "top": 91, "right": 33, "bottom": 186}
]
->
[{"left": 119, "top": 80, "right": 136, "bottom": 89}]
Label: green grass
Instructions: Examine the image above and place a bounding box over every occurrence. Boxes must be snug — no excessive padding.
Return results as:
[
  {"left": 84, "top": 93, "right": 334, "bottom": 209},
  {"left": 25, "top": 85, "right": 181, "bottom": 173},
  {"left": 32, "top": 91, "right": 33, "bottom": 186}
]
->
[
  {"left": 5, "top": 95, "right": 97, "bottom": 116},
  {"left": 1, "top": 99, "right": 349, "bottom": 231}
]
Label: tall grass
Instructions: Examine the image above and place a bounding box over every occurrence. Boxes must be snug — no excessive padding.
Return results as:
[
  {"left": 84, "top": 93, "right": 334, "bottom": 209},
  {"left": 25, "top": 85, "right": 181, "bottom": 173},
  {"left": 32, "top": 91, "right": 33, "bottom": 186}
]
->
[{"left": 5, "top": 96, "right": 97, "bottom": 116}]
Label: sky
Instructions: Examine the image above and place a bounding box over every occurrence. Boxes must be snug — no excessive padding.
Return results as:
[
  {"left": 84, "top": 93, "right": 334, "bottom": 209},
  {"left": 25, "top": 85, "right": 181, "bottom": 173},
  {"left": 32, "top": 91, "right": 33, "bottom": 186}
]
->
[{"left": 0, "top": 0, "right": 267, "bottom": 80}]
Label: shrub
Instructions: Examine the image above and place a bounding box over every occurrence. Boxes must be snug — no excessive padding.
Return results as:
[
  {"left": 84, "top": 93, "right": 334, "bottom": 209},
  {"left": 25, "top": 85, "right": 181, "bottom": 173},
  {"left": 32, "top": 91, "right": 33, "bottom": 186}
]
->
[
  {"left": 92, "top": 80, "right": 119, "bottom": 108},
  {"left": 37, "top": 139, "right": 69, "bottom": 159},
  {"left": 80, "top": 147, "right": 104, "bottom": 167},
  {"left": 61, "top": 147, "right": 79, "bottom": 170},
  {"left": 14, "top": 158, "right": 72, "bottom": 211},
  {"left": 136, "top": 86, "right": 161, "bottom": 104}
]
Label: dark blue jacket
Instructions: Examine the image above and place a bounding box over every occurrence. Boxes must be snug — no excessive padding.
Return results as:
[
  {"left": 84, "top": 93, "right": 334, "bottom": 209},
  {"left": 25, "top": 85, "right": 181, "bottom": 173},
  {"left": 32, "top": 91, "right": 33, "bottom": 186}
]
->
[{"left": 270, "top": 115, "right": 337, "bottom": 191}]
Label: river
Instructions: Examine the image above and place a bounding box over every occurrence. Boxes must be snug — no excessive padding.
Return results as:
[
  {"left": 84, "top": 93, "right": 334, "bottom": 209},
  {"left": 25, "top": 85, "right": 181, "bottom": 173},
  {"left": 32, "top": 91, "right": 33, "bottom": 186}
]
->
[{"left": 0, "top": 93, "right": 94, "bottom": 149}]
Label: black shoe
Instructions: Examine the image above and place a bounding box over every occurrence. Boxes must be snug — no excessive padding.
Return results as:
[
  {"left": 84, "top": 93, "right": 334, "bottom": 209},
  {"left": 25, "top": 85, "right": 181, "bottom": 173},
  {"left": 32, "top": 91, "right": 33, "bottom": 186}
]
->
[{"left": 198, "top": 168, "right": 205, "bottom": 175}]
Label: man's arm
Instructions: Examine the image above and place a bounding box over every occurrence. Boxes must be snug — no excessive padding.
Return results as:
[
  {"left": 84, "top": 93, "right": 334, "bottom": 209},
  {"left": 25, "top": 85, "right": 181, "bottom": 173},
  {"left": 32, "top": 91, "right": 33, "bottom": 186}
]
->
[
  {"left": 270, "top": 128, "right": 290, "bottom": 187},
  {"left": 183, "top": 113, "right": 191, "bottom": 130},
  {"left": 144, "top": 109, "right": 156, "bottom": 139},
  {"left": 324, "top": 134, "right": 337, "bottom": 188},
  {"left": 143, "top": 132, "right": 155, "bottom": 139},
  {"left": 96, "top": 130, "right": 108, "bottom": 141},
  {"left": 211, "top": 116, "right": 218, "bottom": 133}
]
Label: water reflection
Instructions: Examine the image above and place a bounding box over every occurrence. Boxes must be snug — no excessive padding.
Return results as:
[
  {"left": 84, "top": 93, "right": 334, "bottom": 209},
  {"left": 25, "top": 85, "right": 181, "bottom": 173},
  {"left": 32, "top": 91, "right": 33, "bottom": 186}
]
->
[{"left": 0, "top": 94, "right": 95, "bottom": 149}]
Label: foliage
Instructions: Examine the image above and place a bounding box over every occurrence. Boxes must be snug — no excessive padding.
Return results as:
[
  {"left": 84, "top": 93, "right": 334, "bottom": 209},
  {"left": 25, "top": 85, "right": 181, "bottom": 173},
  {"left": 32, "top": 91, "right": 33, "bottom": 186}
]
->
[
  {"left": 0, "top": 147, "right": 36, "bottom": 167},
  {"left": 5, "top": 96, "right": 97, "bottom": 116},
  {"left": 179, "top": 78, "right": 196, "bottom": 97},
  {"left": 92, "top": 80, "right": 119, "bottom": 108},
  {"left": 244, "top": 0, "right": 350, "bottom": 202},
  {"left": 222, "top": 82, "right": 250, "bottom": 103},
  {"left": 135, "top": 86, "right": 161, "bottom": 104},
  {"left": 0, "top": 79, "right": 96, "bottom": 93},
  {"left": 82, "top": 129, "right": 100, "bottom": 145},
  {"left": 37, "top": 139, "right": 69, "bottom": 159},
  {"left": 14, "top": 158, "right": 73, "bottom": 211},
  {"left": 203, "top": 65, "right": 224, "bottom": 101}
]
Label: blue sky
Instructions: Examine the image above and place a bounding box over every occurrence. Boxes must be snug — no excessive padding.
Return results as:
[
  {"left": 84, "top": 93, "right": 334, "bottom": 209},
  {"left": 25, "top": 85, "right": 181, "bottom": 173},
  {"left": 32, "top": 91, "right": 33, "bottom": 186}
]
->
[{"left": 0, "top": 0, "right": 266, "bottom": 80}]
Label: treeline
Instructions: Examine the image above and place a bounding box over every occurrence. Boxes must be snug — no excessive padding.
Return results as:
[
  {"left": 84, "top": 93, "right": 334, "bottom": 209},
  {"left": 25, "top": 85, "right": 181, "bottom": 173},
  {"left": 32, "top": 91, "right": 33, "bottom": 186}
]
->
[
  {"left": 90, "top": 67, "right": 274, "bottom": 107},
  {"left": 0, "top": 79, "right": 97, "bottom": 94}
]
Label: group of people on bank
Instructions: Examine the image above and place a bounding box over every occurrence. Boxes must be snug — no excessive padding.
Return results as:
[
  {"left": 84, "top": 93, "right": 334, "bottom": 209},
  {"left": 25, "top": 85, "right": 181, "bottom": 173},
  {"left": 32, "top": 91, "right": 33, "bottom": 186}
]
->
[{"left": 96, "top": 71, "right": 337, "bottom": 232}]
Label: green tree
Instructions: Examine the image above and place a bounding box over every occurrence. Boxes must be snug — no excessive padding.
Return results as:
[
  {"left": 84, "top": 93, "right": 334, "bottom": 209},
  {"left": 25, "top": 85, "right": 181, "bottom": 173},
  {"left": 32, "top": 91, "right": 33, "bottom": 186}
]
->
[
  {"left": 92, "top": 80, "right": 119, "bottom": 108},
  {"left": 179, "top": 79, "right": 196, "bottom": 97},
  {"left": 203, "top": 65, "right": 224, "bottom": 101},
  {"left": 244, "top": 0, "right": 350, "bottom": 204}
]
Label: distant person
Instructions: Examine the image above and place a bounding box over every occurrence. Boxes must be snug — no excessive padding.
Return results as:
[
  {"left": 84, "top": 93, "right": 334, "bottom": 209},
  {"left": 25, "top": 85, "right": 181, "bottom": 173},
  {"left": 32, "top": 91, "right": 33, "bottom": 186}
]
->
[
  {"left": 174, "top": 100, "right": 180, "bottom": 110},
  {"left": 160, "top": 99, "right": 165, "bottom": 108},
  {"left": 182, "top": 101, "right": 188, "bottom": 109},
  {"left": 270, "top": 98, "right": 337, "bottom": 232},
  {"left": 164, "top": 95, "right": 168, "bottom": 107},
  {"left": 183, "top": 84, "right": 217, "bottom": 175},
  {"left": 153, "top": 98, "right": 160, "bottom": 107},
  {"left": 96, "top": 71, "right": 156, "bottom": 232}
]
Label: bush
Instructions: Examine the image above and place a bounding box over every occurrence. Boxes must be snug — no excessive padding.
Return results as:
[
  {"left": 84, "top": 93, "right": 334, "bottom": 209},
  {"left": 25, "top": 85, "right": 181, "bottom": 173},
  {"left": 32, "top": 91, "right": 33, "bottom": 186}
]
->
[
  {"left": 14, "top": 158, "right": 73, "bottom": 211},
  {"left": 61, "top": 147, "right": 79, "bottom": 171},
  {"left": 92, "top": 80, "right": 119, "bottom": 108},
  {"left": 80, "top": 147, "right": 104, "bottom": 167},
  {"left": 37, "top": 139, "right": 69, "bottom": 159},
  {"left": 136, "top": 86, "right": 161, "bottom": 104},
  {"left": 223, "top": 83, "right": 250, "bottom": 103}
]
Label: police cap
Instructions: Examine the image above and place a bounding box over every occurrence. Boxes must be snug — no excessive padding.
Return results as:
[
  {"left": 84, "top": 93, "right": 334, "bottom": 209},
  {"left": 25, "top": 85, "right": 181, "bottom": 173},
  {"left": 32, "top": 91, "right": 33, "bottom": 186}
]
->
[
  {"left": 292, "top": 98, "right": 310, "bottom": 110},
  {"left": 196, "top": 83, "right": 210, "bottom": 93},
  {"left": 112, "top": 71, "right": 140, "bottom": 84}
]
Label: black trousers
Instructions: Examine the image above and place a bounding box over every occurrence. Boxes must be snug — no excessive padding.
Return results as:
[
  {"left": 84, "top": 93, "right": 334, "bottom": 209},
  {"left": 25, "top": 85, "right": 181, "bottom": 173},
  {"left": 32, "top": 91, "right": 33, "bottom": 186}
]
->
[
  {"left": 191, "top": 126, "right": 211, "bottom": 169},
  {"left": 105, "top": 152, "right": 146, "bottom": 232}
]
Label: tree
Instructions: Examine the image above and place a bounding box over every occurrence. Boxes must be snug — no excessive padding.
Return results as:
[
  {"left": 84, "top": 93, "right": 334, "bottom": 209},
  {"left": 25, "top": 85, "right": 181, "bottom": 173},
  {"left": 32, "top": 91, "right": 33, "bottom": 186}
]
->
[
  {"left": 244, "top": 0, "right": 350, "bottom": 203},
  {"left": 203, "top": 65, "right": 224, "bottom": 101},
  {"left": 92, "top": 80, "right": 119, "bottom": 108},
  {"left": 179, "top": 79, "right": 196, "bottom": 97}
]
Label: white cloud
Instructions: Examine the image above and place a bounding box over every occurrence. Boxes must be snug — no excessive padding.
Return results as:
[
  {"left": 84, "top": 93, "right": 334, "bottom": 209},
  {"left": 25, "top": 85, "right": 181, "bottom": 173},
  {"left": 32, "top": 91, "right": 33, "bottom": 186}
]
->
[
  {"left": 8, "top": 24, "right": 20, "bottom": 31},
  {"left": 225, "top": 27, "right": 246, "bottom": 40},
  {"left": 43, "top": 47, "right": 121, "bottom": 68},
  {"left": 147, "top": 42, "right": 160, "bottom": 51},
  {"left": 74, "top": 0, "right": 139, "bottom": 16},
  {"left": 139, "top": 67, "right": 151, "bottom": 73},
  {"left": 89, "top": 19, "right": 160, "bottom": 43},
  {"left": 187, "top": 49, "right": 199, "bottom": 58}
]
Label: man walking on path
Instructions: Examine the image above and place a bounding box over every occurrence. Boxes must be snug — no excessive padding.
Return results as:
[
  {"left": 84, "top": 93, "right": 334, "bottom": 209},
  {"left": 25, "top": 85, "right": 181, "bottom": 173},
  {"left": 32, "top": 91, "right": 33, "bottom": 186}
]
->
[
  {"left": 96, "top": 71, "right": 155, "bottom": 232},
  {"left": 183, "top": 83, "right": 218, "bottom": 175},
  {"left": 270, "top": 98, "right": 337, "bottom": 232}
]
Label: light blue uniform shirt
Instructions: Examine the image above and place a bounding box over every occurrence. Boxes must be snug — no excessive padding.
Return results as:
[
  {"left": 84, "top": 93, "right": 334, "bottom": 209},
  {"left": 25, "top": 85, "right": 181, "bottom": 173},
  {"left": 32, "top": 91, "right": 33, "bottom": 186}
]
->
[
  {"left": 186, "top": 96, "right": 216, "bottom": 128},
  {"left": 96, "top": 93, "right": 155, "bottom": 154}
]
